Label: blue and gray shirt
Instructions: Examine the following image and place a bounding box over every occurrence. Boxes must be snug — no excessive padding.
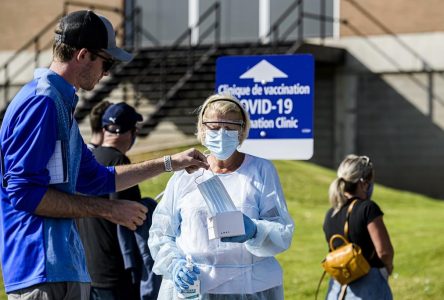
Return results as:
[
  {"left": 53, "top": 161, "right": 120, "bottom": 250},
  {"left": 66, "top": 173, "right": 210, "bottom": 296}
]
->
[{"left": 0, "top": 68, "right": 115, "bottom": 293}]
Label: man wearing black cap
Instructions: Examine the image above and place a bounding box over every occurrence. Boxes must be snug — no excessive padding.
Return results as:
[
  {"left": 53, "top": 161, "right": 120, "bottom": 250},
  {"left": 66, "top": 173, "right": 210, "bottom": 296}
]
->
[
  {"left": 0, "top": 10, "right": 208, "bottom": 300},
  {"left": 78, "top": 102, "right": 160, "bottom": 300}
]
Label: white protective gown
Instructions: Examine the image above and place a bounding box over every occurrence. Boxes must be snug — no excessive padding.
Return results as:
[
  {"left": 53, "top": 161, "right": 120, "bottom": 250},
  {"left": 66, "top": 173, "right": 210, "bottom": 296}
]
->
[{"left": 148, "top": 154, "right": 294, "bottom": 300}]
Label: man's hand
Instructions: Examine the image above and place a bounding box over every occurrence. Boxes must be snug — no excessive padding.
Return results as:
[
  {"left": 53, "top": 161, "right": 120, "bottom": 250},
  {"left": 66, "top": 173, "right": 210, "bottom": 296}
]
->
[
  {"left": 35, "top": 189, "right": 148, "bottom": 231},
  {"left": 106, "top": 200, "right": 148, "bottom": 230},
  {"left": 171, "top": 148, "right": 209, "bottom": 173}
]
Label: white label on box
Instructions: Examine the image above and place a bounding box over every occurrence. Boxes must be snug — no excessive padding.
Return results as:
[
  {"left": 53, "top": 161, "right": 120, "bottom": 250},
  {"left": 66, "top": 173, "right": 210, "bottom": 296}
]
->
[{"left": 207, "top": 210, "right": 245, "bottom": 240}]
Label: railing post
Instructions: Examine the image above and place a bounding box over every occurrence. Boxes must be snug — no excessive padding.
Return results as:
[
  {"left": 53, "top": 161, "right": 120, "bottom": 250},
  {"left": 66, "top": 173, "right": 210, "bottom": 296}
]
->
[
  {"left": 124, "top": 0, "right": 136, "bottom": 50},
  {"left": 135, "top": 7, "right": 141, "bottom": 50},
  {"left": 160, "top": 50, "right": 166, "bottom": 100},
  {"left": 427, "top": 70, "right": 434, "bottom": 120},
  {"left": 188, "top": 28, "right": 193, "bottom": 69},
  {"left": 215, "top": 2, "right": 220, "bottom": 46},
  {"left": 298, "top": 0, "right": 304, "bottom": 43},
  {"left": 63, "top": 2, "right": 68, "bottom": 15},
  {"left": 272, "top": 25, "right": 279, "bottom": 45},
  {"left": 34, "top": 38, "right": 40, "bottom": 69},
  {"left": 320, "top": 0, "right": 326, "bottom": 45},
  {"left": 122, "top": 85, "right": 128, "bottom": 103}
]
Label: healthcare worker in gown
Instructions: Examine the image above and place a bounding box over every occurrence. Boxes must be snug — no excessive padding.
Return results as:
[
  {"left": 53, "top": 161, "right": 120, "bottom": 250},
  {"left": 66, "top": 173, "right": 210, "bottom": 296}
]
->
[{"left": 148, "top": 94, "right": 295, "bottom": 299}]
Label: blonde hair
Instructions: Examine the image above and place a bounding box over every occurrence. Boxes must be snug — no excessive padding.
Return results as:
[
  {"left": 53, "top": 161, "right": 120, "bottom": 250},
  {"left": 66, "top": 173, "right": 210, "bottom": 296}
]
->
[
  {"left": 196, "top": 94, "right": 250, "bottom": 144},
  {"left": 329, "top": 154, "right": 374, "bottom": 214}
]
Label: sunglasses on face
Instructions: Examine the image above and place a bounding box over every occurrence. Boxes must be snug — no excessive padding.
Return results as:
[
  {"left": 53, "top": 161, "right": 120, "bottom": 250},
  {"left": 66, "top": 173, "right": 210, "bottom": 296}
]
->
[{"left": 88, "top": 50, "right": 115, "bottom": 72}]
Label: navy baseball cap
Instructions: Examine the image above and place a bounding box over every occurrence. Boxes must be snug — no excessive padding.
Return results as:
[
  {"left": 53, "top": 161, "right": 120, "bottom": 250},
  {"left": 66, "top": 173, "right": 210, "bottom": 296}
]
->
[
  {"left": 102, "top": 103, "right": 143, "bottom": 133},
  {"left": 55, "top": 10, "right": 133, "bottom": 62}
]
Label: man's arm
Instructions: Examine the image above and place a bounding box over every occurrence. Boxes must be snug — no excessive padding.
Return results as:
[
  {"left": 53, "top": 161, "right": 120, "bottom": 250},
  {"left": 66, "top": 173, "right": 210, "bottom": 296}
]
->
[
  {"left": 35, "top": 188, "right": 147, "bottom": 230},
  {"left": 114, "top": 148, "right": 208, "bottom": 192}
]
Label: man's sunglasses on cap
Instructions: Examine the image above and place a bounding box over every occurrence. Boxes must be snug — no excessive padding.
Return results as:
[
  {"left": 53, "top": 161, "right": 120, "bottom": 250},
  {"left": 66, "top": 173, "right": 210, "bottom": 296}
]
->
[{"left": 88, "top": 49, "right": 115, "bottom": 72}]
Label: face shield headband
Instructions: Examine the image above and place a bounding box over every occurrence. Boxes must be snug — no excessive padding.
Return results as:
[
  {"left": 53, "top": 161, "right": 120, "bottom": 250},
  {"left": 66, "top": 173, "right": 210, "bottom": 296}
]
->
[
  {"left": 202, "top": 120, "right": 244, "bottom": 127},
  {"left": 200, "top": 98, "right": 247, "bottom": 126}
]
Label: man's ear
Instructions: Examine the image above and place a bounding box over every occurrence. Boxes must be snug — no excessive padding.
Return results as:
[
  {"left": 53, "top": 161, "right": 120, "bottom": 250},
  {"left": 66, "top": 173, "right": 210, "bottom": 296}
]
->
[{"left": 76, "top": 48, "right": 89, "bottom": 63}]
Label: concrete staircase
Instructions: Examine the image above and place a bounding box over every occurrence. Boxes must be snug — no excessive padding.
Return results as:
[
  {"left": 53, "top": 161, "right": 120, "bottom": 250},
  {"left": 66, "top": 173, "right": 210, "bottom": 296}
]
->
[{"left": 75, "top": 41, "right": 344, "bottom": 152}]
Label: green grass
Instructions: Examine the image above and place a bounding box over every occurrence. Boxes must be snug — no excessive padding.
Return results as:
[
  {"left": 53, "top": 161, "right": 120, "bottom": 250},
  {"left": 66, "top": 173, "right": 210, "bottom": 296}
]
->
[{"left": 1, "top": 147, "right": 443, "bottom": 299}]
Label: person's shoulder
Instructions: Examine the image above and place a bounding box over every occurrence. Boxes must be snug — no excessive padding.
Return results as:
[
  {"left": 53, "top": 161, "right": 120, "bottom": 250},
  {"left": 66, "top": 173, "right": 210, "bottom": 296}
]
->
[
  {"left": 4, "top": 89, "right": 56, "bottom": 126},
  {"left": 244, "top": 154, "right": 275, "bottom": 169},
  {"left": 323, "top": 207, "right": 337, "bottom": 227},
  {"left": 356, "top": 199, "right": 384, "bottom": 220},
  {"left": 171, "top": 169, "right": 194, "bottom": 181},
  {"left": 8, "top": 80, "right": 54, "bottom": 110},
  {"left": 94, "top": 146, "right": 120, "bottom": 155},
  {"left": 357, "top": 199, "right": 381, "bottom": 210},
  {"left": 324, "top": 207, "right": 335, "bottom": 219},
  {"left": 165, "top": 170, "right": 197, "bottom": 195}
]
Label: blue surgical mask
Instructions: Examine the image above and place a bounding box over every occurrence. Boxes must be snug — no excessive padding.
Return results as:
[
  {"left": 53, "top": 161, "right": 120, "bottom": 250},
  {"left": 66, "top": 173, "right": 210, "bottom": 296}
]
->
[
  {"left": 197, "top": 174, "right": 237, "bottom": 216},
  {"left": 366, "top": 182, "right": 374, "bottom": 199},
  {"left": 204, "top": 128, "right": 239, "bottom": 160}
]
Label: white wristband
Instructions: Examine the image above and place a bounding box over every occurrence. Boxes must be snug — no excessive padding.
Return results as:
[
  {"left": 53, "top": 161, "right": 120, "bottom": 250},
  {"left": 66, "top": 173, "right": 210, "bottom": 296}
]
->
[{"left": 164, "top": 155, "right": 173, "bottom": 172}]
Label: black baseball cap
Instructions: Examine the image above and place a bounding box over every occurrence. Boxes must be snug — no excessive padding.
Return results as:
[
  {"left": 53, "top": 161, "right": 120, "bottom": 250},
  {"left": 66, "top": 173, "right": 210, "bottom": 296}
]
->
[
  {"left": 102, "top": 103, "right": 143, "bottom": 133},
  {"left": 55, "top": 10, "right": 133, "bottom": 62}
]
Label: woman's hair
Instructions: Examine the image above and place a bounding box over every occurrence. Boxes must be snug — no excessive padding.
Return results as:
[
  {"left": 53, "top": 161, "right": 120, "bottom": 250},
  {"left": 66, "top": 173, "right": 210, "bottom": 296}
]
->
[
  {"left": 328, "top": 154, "right": 374, "bottom": 214},
  {"left": 196, "top": 94, "right": 251, "bottom": 144},
  {"left": 89, "top": 100, "right": 112, "bottom": 134}
]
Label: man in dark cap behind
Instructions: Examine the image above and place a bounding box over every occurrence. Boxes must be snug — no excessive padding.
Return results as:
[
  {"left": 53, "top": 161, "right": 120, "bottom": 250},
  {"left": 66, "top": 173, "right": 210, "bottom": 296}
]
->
[
  {"left": 0, "top": 10, "right": 207, "bottom": 300},
  {"left": 78, "top": 103, "right": 161, "bottom": 300}
]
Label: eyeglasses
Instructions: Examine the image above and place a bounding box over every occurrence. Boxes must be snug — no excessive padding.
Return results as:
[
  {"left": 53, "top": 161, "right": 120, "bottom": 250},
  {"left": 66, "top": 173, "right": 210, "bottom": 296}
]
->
[
  {"left": 203, "top": 120, "right": 243, "bottom": 131},
  {"left": 89, "top": 50, "right": 115, "bottom": 72}
]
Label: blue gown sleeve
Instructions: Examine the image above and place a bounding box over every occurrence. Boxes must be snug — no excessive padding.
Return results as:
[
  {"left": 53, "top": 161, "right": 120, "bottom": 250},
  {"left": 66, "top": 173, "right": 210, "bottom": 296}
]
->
[
  {"left": 148, "top": 172, "right": 184, "bottom": 279},
  {"left": 245, "top": 161, "right": 295, "bottom": 257}
]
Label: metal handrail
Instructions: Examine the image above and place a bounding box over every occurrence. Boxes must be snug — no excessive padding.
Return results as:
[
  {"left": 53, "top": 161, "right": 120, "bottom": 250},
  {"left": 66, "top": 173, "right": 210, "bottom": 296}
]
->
[
  {"left": 73, "top": 2, "right": 221, "bottom": 123},
  {"left": 131, "top": 7, "right": 160, "bottom": 48},
  {"left": 131, "top": 2, "right": 220, "bottom": 133},
  {"left": 130, "top": 2, "right": 220, "bottom": 87}
]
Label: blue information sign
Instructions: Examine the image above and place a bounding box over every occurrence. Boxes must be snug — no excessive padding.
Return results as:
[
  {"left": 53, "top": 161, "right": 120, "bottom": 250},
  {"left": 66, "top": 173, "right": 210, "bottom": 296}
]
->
[{"left": 215, "top": 54, "right": 314, "bottom": 159}]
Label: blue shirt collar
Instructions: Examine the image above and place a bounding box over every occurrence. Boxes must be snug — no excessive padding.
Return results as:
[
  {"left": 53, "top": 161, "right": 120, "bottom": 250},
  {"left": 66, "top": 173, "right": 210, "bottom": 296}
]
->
[{"left": 34, "top": 68, "right": 78, "bottom": 109}]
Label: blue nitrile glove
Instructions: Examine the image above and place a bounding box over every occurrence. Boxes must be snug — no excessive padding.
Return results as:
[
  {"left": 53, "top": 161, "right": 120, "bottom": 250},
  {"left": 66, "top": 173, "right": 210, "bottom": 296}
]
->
[
  {"left": 172, "top": 258, "right": 200, "bottom": 292},
  {"left": 221, "top": 213, "right": 257, "bottom": 243}
]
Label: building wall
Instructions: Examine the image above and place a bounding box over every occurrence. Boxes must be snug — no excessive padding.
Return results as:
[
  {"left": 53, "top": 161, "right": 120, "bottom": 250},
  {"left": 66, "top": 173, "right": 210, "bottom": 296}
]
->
[
  {"left": 320, "top": 31, "right": 444, "bottom": 198},
  {"left": 356, "top": 71, "right": 444, "bottom": 198},
  {"left": 311, "top": 64, "right": 336, "bottom": 168},
  {"left": 2, "top": 1, "right": 444, "bottom": 49},
  {"left": 137, "top": 0, "right": 333, "bottom": 46},
  {"left": 340, "top": 0, "right": 444, "bottom": 36},
  {"left": 0, "top": 0, "right": 122, "bottom": 50}
]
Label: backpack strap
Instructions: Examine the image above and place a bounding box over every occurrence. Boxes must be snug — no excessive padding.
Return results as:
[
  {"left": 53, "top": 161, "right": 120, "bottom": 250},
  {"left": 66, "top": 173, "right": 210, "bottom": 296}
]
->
[
  {"left": 315, "top": 271, "right": 326, "bottom": 300},
  {"left": 344, "top": 199, "right": 358, "bottom": 239}
]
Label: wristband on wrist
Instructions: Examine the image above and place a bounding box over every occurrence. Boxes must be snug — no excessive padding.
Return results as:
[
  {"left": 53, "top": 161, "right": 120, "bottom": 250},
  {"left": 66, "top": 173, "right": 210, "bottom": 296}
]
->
[{"left": 164, "top": 155, "right": 173, "bottom": 172}]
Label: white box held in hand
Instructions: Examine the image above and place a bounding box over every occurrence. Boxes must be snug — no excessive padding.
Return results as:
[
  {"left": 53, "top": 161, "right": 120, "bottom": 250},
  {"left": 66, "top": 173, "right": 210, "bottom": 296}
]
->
[{"left": 207, "top": 210, "right": 245, "bottom": 240}]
